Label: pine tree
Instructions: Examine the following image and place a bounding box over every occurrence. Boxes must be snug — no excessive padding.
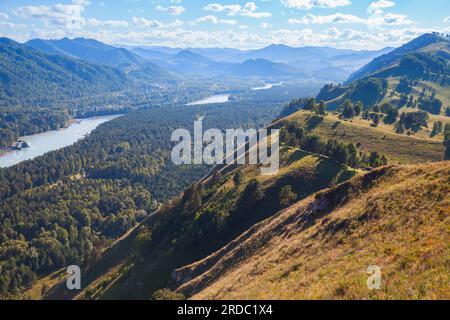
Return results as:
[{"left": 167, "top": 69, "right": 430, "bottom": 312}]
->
[
  {"left": 279, "top": 185, "right": 297, "bottom": 207},
  {"left": 233, "top": 172, "right": 243, "bottom": 186}
]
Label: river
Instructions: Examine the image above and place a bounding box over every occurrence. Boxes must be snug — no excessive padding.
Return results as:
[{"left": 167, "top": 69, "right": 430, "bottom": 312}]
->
[
  {"left": 252, "top": 82, "right": 284, "bottom": 91},
  {"left": 0, "top": 115, "right": 121, "bottom": 168},
  {"left": 187, "top": 82, "right": 284, "bottom": 106},
  {"left": 187, "top": 94, "right": 231, "bottom": 106}
]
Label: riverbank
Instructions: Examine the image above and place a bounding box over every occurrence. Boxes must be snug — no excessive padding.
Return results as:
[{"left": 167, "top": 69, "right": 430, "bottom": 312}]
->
[
  {"left": 0, "top": 141, "right": 30, "bottom": 156},
  {"left": 0, "top": 114, "right": 121, "bottom": 168}
]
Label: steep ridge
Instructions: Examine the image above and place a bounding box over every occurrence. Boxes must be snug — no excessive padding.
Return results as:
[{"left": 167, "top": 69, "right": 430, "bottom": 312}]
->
[
  {"left": 27, "top": 38, "right": 144, "bottom": 69},
  {"left": 175, "top": 162, "right": 449, "bottom": 300},
  {"left": 25, "top": 38, "right": 170, "bottom": 79}
]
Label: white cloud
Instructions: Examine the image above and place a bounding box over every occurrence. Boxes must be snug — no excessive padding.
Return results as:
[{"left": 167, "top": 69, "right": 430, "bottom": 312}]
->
[
  {"left": 87, "top": 18, "right": 128, "bottom": 28},
  {"left": 367, "top": 13, "right": 413, "bottom": 26},
  {"left": 444, "top": 16, "right": 450, "bottom": 23},
  {"left": 203, "top": 2, "right": 271, "bottom": 18},
  {"left": 0, "top": 12, "right": 9, "bottom": 20},
  {"left": 0, "top": 21, "right": 27, "bottom": 29},
  {"left": 13, "top": 0, "right": 91, "bottom": 30},
  {"left": 2, "top": 0, "right": 438, "bottom": 51},
  {"left": 289, "top": 13, "right": 364, "bottom": 24},
  {"left": 190, "top": 15, "right": 237, "bottom": 26},
  {"left": 13, "top": 0, "right": 128, "bottom": 30},
  {"left": 280, "top": 0, "right": 351, "bottom": 10},
  {"left": 21, "top": 24, "right": 443, "bottom": 51},
  {"left": 156, "top": 5, "right": 185, "bottom": 15},
  {"left": 132, "top": 17, "right": 183, "bottom": 29},
  {"left": 14, "top": 2, "right": 87, "bottom": 30},
  {"left": 132, "top": 17, "right": 163, "bottom": 28},
  {"left": 368, "top": 0, "right": 395, "bottom": 13},
  {"left": 288, "top": 11, "right": 412, "bottom": 26},
  {"left": 203, "top": 3, "right": 242, "bottom": 16},
  {"left": 72, "top": 0, "right": 90, "bottom": 6}
]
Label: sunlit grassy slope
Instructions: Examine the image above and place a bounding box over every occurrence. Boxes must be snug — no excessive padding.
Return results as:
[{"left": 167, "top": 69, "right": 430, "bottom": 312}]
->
[
  {"left": 285, "top": 111, "right": 446, "bottom": 164},
  {"left": 379, "top": 78, "right": 450, "bottom": 113},
  {"left": 179, "top": 162, "right": 450, "bottom": 300}
]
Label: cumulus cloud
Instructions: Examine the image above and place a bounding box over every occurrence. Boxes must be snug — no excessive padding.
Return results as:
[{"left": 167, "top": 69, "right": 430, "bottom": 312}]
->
[
  {"left": 14, "top": 1, "right": 88, "bottom": 29},
  {"left": 132, "top": 17, "right": 163, "bottom": 28},
  {"left": 288, "top": 13, "right": 364, "bottom": 24},
  {"left": 288, "top": 11, "right": 412, "bottom": 26},
  {"left": 0, "top": 21, "right": 27, "bottom": 28},
  {"left": 132, "top": 17, "right": 183, "bottom": 28},
  {"left": 203, "top": 2, "right": 271, "bottom": 18},
  {"left": 203, "top": 3, "right": 242, "bottom": 16},
  {"left": 22, "top": 23, "right": 443, "bottom": 51},
  {"left": 156, "top": 5, "right": 185, "bottom": 15},
  {"left": 444, "top": 16, "right": 450, "bottom": 23},
  {"left": 280, "top": 0, "right": 351, "bottom": 10},
  {"left": 368, "top": 0, "right": 395, "bottom": 13},
  {"left": 190, "top": 15, "right": 238, "bottom": 26},
  {"left": 87, "top": 18, "right": 128, "bottom": 28},
  {"left": 367, "top": 12, "right": 413, "bottom": 26},
  {"left": 13, "top": 0, "right": 126, "bottom": 30}
]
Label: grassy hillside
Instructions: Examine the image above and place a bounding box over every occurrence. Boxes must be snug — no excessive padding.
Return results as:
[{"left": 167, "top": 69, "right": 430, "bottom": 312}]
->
[
  {"left": 179, "top": 161, "right": 449, "bottom": 300},
  {"left": 28, "top": 145, "right": 359, "bottom": 300},
  {"left": 284, "top": 111, "right": 446, "bottom": 164}
]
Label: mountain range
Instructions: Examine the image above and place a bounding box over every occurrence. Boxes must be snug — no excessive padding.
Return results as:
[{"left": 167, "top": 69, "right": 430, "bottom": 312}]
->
[
  {"left": 2, "top": 36, "right": 395, "bottom": 90},
  {"left": 127, "top": 43, "right": 393, "bottom": 81},
  {"left": 26, "top": 38, "right": 144, "bottom": 70}
]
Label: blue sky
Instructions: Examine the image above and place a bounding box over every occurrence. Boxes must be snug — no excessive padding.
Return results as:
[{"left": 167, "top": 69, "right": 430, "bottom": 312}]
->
[{"left": 0, "top": 0, "right": 449, "bottom": 49}]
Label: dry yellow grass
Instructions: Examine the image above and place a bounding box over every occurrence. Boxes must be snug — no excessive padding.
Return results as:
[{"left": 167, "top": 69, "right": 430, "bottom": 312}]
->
[
  {"left": 174, "top": 162, "right": 449, "bottom": 300},
  {"left": 22, "top": 269, "right": 66, "bottom": 300}
]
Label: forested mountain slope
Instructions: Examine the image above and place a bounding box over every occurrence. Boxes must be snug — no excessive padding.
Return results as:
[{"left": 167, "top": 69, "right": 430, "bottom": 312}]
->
[
  {"left": 0, "top": 37, "right": 128, "bottom": 107},
  {"left": 25, "top": 38, "right": 167, "bottom": 78}
]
